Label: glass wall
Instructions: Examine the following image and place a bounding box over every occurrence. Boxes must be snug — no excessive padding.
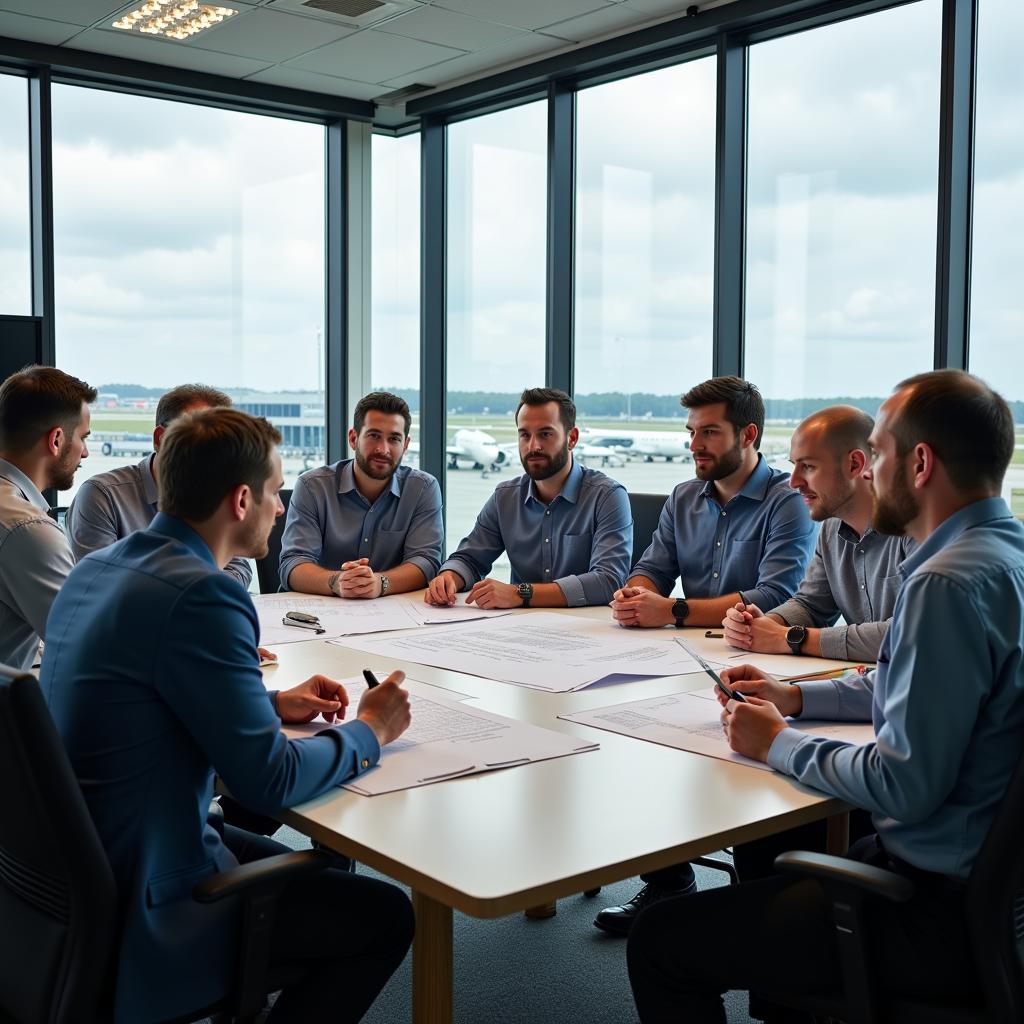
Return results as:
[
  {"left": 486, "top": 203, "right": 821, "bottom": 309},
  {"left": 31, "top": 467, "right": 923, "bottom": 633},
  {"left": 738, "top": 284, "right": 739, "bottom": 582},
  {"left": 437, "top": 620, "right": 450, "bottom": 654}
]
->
[
  {"left": 574, "top": 57, "right": 716, "bottom": 494},
  {"left": 371, "top": 132, "right": 420, "bottom": 451},
  {"left": 51, "top": 85, "right": 326, "bottom": 496},
  {"left": 745, "top": 0, "right": 942, "bottom": 460},
  {"left": 445, "top": 101, "right": 547, "bottom": 572},
  {"left": 0, "top": 73, "right": 31, "bottom": 315},
  {"left": 968, "top": 0, "right": 1024, "bottom": 510}
]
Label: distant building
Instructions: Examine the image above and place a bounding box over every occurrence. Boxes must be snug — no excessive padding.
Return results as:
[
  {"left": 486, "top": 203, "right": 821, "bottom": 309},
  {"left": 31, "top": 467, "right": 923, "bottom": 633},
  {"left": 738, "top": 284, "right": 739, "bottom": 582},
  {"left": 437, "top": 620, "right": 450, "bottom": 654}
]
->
[{"left": 231, "top": 390, "right": 326, "bottom": 457}]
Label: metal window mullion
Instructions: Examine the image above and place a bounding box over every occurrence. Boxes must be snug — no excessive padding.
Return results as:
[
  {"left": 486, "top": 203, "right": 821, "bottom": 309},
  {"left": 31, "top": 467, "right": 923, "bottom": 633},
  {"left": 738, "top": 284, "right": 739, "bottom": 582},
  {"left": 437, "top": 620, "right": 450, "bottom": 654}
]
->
[
  {"left": 325, "top": 119, "right": 346, "bottom": 462},
  {"left": 545, "top": 81, "right": 575, "bottom": 395},
  {"left": 28, "top": 68, "right": 54, "bottom": 367}
]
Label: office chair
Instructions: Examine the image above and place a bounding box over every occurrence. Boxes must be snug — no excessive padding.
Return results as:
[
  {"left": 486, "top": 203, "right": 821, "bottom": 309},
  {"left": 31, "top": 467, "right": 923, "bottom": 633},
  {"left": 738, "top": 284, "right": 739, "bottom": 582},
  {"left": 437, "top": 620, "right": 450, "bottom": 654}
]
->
[
  {"left": 0, "top": 665, "right": 330, "bottom": 1024},
  {"left": 770, "top": 746, "right": 1024, "bottom": 1023},
  {"left": 256, "top": 488, "right": 292, "bottom": 594}
]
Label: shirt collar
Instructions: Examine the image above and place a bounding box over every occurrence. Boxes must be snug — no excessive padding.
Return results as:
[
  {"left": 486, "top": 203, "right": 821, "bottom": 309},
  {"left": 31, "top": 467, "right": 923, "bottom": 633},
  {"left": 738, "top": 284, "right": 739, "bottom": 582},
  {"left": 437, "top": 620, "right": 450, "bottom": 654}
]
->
[
  {"left": 524, "top": 457, "right": 583, "bottom": 506},
  {"left": 337, "top": 459, "right": 402, "bottom": 500},
  {"left": 139, "top": 453, "right": 159, "bottom": 507},
  {"left": 0, "top": 458, "right": 48, "bottom": 512},
  {"left": 148, "top": 511, "right": 219, "bottom": 568},
  {"left": 836, "top": 520, "right": 876, "bottom": 544},
  {"left": 899, "top": 496, "right": 1013, "bottom": 579},
  {"left": 700, "top": 453, "right": 772, "bottom": 504}
]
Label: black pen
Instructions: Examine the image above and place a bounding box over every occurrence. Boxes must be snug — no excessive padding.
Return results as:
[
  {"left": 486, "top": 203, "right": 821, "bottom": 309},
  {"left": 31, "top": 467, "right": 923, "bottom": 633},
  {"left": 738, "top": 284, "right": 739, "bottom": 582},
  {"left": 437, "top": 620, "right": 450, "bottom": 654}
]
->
[
  {"left": 362, "top": 669, "right": 380, "bottom": 689},
  {"left": 674, "top": 637, "right": 748, "bottom": 703}
]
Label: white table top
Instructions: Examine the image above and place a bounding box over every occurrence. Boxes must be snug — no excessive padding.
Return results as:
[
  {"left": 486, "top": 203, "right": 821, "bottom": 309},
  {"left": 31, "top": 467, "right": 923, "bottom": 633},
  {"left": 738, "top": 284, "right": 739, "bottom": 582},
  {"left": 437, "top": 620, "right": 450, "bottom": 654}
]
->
[{"left": 263, "top": 602, "right": 847, "bottom": 917}]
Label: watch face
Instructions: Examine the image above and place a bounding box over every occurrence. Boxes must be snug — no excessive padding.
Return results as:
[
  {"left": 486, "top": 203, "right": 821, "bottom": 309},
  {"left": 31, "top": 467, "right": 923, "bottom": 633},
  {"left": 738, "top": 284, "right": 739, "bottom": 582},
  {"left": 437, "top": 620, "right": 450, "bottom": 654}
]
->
[{"left": 787, "top": 625, "right": 807, "bottom": 648}]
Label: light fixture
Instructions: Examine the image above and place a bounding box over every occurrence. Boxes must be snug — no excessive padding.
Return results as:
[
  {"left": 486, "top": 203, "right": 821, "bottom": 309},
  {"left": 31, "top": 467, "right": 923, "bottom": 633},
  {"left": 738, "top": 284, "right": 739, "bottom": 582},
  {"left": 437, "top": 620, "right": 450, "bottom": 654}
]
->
[{"left": 112, "top": 0, "right": 237, "bottom": 40}]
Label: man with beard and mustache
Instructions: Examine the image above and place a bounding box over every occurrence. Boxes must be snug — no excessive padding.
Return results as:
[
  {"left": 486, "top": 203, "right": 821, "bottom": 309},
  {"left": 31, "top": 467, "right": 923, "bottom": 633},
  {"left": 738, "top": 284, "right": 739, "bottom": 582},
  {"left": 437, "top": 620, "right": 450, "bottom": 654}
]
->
[
  {"left": 280, "top": 390, "right": 442, "bottom": 597},
  {"left": 628, "top": 370, "right": 1024, "bottom": 1024},
  {"left": 425, "top": 387, "right": 631, "bottom": 609},
  {"left": 0, "top": 365, "right": 95, "bottom": 669},
  {"left": 595, "top": 376, "right": 816, "bottom": 936},
  {"left": 42, "top": 408, "right": 414, "bottom": 1024},
  {"left": 722, "top": 405, "right": 914, "bottom": 665}
]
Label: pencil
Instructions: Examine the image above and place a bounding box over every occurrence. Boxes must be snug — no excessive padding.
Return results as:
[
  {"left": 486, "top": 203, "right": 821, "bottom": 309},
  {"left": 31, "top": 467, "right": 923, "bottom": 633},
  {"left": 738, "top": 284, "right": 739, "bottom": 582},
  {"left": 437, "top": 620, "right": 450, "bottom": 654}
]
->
[{"left": 786, "top": 664, "right": 866, "bottom": 683}]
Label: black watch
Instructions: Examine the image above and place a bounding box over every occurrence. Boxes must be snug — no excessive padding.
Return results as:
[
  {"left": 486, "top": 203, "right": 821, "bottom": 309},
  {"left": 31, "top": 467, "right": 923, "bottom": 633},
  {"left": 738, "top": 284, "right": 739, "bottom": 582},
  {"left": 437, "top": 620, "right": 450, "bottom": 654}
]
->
[
  {"left": 786, "top": 624, "right": 808, "bottom": 656},
  {"left": 517, "top": 582, "right": 533, "bottom": 608},
  {"left": 671, "top": 598, "right": 690, "bottom": 628}
]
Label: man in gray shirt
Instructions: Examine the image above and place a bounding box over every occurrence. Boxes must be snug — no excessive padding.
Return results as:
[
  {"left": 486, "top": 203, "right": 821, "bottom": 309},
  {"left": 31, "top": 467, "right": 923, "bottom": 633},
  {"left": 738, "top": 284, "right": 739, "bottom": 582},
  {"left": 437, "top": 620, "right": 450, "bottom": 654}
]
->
[
  {"left": 0, "top": 365, "right": 95, "bottom": 669},
  {"left": 723, "top": 405, "right": 912, "bottom": 663},
  {"left": 66, "top": 383, "right": 252, "bottom": 588}
]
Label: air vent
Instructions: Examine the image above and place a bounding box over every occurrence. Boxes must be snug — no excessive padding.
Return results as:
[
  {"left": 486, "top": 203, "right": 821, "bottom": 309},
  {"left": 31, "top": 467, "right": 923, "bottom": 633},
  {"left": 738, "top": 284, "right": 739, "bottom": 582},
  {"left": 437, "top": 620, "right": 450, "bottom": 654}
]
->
[
  {"left": 302, "top": 0, "right": 384, "bottom": 16},
  {"left": 374, "top": 83, "right": 434, "bottom": 106}
]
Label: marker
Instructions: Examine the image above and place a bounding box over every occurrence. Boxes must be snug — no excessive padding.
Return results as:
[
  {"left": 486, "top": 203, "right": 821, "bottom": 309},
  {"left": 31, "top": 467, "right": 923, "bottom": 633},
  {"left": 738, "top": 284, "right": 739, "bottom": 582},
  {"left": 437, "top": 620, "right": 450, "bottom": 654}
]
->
[
  {"left": 362, "top": 669, "right": 380, "bottom": 689},
  {"left": 674, "top": 637, "right": 748, "bottom": 703}
]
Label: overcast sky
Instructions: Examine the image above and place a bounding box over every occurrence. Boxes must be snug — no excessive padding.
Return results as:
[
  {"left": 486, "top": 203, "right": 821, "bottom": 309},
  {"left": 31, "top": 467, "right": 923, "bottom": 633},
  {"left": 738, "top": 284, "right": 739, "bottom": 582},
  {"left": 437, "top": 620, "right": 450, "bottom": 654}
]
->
[{"left": 0, "top": 0, "right": 1020, "bottom": 401}]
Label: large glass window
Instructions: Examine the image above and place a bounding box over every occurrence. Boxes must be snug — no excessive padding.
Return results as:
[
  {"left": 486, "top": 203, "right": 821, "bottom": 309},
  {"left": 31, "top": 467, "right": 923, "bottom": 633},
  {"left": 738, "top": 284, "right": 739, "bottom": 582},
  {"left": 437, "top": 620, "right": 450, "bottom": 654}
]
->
[
  {"left": 968, "top": 0, "right": 1024, "bottom": 510},
  {"left": 371, "top": 132, "right": 420, "bottom": 450},
  {"left": 445, "top": 102, "right": 547, "bottom": 572},
  {"left": 0, "top": 73, "right": 31, "bottom": 314},
  {"left": 574, "top": 58, "right": 716, "bottom": 493},
  {"left": 745, "top": 1, "right": 941, "bottom": 459},
  {"left": 51, "top": 85, "right": 326, "bottom": 496}
]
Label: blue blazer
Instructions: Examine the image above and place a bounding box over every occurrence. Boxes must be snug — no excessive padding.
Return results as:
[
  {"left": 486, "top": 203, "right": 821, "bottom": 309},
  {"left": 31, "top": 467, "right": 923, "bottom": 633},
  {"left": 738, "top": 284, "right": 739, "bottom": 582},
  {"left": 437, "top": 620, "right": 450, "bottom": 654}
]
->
[{"left": 41, "top": 513, "right": 379, "bottom": 1024}]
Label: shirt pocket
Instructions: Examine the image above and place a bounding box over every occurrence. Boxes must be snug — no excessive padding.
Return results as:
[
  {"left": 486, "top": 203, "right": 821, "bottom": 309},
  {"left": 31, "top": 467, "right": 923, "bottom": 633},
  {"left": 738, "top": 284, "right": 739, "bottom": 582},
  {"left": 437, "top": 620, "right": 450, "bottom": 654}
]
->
[
  {"left": 559, "top": 532, "right": 594, "bottom": 569},
  {"left": 146, "top": 859, "right": 217, "bottom": 907}
]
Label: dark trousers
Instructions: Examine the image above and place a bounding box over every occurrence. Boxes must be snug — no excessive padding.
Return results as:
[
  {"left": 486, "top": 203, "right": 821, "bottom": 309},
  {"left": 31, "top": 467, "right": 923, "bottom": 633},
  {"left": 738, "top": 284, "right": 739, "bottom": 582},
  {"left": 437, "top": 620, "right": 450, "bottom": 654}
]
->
[
  {"left": 627, "top": 834, "right": 977, "bottom": 1024},
  {"left": 224, "top": 825, "right": 414, "bottom": 1024}
]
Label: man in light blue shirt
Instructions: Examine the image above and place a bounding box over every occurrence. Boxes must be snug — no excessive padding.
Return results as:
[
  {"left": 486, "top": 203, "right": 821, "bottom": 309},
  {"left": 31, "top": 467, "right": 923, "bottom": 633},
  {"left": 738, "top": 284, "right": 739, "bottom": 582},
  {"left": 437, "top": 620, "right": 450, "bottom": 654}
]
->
[
  {"left": 280, "top": 391, "right": 442, "bottom": 597},
  {"left": 628, "top": 370, "right": 1024, "bottom": 1022},
  {"left": 426, "top": 388, "right": 631, "bottom": 609}
]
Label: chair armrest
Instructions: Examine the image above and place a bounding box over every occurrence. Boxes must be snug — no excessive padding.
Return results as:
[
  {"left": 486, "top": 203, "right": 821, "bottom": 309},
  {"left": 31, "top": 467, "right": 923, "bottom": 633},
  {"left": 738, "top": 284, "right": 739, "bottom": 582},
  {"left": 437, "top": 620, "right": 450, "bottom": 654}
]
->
[
  {"left": 192, "top": 849, "right": 332, "bottom": 904},
  {"left": 774, "top": 850, "right": 915, "bottom": 903}
]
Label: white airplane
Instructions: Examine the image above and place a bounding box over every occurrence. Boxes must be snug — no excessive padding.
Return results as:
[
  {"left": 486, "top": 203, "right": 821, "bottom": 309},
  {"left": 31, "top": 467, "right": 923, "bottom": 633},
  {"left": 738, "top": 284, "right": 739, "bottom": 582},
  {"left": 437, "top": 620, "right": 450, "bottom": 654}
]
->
[
  {"left": 579, "top": 426, "right": 692, "bottom": 463},
  {"left": 446, "top": 428, "right": 511, "bottom": 477}
]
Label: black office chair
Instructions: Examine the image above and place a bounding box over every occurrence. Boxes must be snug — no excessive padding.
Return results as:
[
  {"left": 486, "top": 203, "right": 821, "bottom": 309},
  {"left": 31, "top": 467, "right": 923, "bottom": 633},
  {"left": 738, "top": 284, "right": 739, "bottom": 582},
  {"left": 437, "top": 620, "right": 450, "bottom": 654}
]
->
[
  {"left": 256, "top": 488, "right": 292, "bottom": 594},
  {"left": 771, "top": 747, "right": 1024, "bottom": 1023},
  {"left": 627, "top": 492, "right": 668, "bottom": 567},
  {"left": 0, "top": 665, "right": 329, "bottom": 1024}
]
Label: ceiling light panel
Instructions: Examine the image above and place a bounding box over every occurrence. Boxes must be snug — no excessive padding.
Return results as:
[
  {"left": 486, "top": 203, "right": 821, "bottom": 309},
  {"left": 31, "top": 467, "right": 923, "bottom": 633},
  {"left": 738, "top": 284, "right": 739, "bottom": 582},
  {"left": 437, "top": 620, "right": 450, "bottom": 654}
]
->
[{"left": 112, "top": 0, "right": 238, "bottom": 41}]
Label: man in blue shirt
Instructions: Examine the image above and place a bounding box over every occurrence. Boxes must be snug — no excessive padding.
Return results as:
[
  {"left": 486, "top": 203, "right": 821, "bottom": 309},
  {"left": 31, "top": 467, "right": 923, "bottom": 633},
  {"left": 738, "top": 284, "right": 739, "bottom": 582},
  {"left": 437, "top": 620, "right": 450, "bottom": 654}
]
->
[
  {"left": 281, "top": 390, "right": 443, "bottom": 597},
  {"left": 426, "top": 387, "right": 631, "bottom": 609},
  {"left": 43, "top": 408, "right": 414, "bottom": 1024},
  {"left": 628, "top": 370, "right": 1024, "bottom": 1023},
  {"left": 597, "top": 377, "right": 816, "bottom": 935}
]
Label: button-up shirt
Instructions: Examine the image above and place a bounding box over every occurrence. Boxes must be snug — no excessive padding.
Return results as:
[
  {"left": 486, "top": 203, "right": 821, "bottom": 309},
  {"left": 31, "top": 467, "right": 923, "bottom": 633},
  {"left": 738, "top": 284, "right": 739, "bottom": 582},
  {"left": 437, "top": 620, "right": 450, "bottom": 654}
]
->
[
  {"left": 769, "top": 498, "right": 1024, "bottom": 880},
  {"left": 631, "top": 455, "right": 817, "bottom": 609},
  {"left": 279, "top": 459, "right": 443, "bottom": 590},
  {"left": 769, "top": 520, "right": 915, "bottom": 661},
  {"left": 0, "top": 458, "right": 75, "bottom": 669},
  {"left": 439, "top": 461, "right": 631, "bottom": 606},
  {"left": 66, "top": 454, "right": 252, "bottom": 588}
]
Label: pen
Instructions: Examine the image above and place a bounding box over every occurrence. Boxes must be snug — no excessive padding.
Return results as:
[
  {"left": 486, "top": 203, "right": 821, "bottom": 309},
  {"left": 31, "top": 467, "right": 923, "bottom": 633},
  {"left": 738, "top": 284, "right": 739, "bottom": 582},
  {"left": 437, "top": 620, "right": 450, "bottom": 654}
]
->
[
  {"left": 362, "top": 669, "right": 380, "bottom": 689},
  {"left": 704, "top": 631, "right": 724, "bottom": 639},
  {"left": 787, "top": 664, "right": 867, "bottom": 683},
  {"left": 674, "top": 638, "right": 747, "bottom": 703}
]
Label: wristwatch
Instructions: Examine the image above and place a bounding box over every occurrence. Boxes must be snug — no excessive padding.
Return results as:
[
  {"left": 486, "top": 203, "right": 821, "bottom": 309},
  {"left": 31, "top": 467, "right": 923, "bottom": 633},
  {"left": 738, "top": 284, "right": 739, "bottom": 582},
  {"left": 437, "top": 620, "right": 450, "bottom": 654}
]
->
[
  {"left": 379, "top": 574, "right": 391, "bottom": 597},
  {"left": 786, "top": 624, "right": 808, "bottom": 655},
  {"left": 671, "top": 598, "right": 690, "bottom": 629},
  {"left": 517, "top": 582, "right": 533, "bottom": 608}
]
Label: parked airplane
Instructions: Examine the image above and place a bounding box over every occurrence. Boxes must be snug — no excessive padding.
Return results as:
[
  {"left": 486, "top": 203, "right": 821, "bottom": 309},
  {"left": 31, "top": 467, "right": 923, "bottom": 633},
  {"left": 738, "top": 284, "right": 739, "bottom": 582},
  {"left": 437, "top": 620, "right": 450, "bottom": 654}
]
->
[
  {"left": 446, "top": 428, "right": 510, "bottom": 476},
  {"left": 578, "top": 426, "right": 692, "bottom": 462}
]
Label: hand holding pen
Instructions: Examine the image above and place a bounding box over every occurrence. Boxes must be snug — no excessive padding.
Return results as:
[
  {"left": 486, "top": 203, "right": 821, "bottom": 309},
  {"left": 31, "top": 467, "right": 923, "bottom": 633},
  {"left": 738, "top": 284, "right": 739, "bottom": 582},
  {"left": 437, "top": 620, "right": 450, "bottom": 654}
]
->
[{"left": 716, "top": 664, "right": 804, "bottom": 718}]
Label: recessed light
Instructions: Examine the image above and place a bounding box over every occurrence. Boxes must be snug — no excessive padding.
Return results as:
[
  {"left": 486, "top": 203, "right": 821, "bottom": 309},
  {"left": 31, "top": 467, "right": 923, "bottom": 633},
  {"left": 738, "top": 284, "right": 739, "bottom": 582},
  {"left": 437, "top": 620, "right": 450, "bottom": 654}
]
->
[{"left": 112, "top": 1, "right": 237, "bottom": 41}]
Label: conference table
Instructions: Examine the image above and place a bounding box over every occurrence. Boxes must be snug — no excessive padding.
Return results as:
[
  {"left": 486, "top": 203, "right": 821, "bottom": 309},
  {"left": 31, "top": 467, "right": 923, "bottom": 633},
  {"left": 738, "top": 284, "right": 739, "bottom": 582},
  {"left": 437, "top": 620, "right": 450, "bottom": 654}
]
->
[{"left": 260, "top": 601, "right": 851, "bottom": 1024}]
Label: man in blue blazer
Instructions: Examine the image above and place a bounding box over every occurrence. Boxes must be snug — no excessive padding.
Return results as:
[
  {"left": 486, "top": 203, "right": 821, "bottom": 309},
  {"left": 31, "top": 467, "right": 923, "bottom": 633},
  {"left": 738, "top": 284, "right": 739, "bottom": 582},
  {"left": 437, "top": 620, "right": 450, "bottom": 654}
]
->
[{"left": 42, "top": 408, "right": 414, "bottom": 1024}]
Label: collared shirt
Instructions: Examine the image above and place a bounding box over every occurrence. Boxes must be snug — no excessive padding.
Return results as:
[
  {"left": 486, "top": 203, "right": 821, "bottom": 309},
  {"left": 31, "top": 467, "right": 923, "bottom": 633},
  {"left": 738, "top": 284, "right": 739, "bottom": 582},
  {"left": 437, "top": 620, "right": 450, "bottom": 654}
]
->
[
  {"left": 769, "top": 497, "right": 1024, "bottom": 880},
  {"left": 631, "top": 455, "right": 817, "bottom": 609},
  {"left": 66, "top": 454, "right": 252, "bottom": 588},
  {"left": 438, "top": 461, "right": 632, "bottom": 607},
  {"left": 768, "top": 520, "right": 915, "bottom": 661},
  {"left": 279, "top": 459, "right": 443, "bottom": 590},
  {"left": 41, "top": 512, "right": 380, "bottom": 1023},
  {"left": 0, "top": 458, "right": 74, "bottom": 669}
]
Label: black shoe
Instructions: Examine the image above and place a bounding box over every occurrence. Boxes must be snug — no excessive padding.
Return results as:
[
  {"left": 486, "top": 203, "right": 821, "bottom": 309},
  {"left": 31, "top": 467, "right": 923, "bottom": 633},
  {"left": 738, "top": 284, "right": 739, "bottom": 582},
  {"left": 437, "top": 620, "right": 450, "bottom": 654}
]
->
[{"left": 593, "top": 879, "right": 697, "bottom": 936}]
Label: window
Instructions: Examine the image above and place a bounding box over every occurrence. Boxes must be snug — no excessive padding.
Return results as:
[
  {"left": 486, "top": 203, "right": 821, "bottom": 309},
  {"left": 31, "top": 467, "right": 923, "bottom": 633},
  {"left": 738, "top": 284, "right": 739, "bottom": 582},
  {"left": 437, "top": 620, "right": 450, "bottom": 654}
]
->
[
  {"left": 51, "top": 85, "right": 326, "bottom": 496},
  {"left": 0, "top": 73, "right": 31, "bottom": 314},
  {"left": 744, "top": 1, "right": 942, "bottom": 458},
  {"left": 968, "top": 0, "right": 1024, "bottom": 509},
  {"left": 574, "top": 58, "right": 716, "bottom": 491},
  {"left": 445, "top": 101, "right": 547, "bottom": 571}
]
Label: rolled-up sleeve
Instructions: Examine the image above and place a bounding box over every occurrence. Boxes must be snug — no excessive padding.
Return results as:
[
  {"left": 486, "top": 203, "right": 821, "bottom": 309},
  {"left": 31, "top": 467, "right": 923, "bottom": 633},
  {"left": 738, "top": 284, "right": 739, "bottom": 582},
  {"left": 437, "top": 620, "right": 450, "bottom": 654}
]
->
[
  {"left": 278, "top": 474, "right": 325, "bottom": 589},
  {"left": 396, "top": 475, "right": 443, "bottom": 581},
  {"left": 66, "top": 478, "right": 117, "bottom": 561},
  {"left": 223, "top": 557, "right": 253, "bottom": 589},
  {"left": 741, "top": 490, "right": 817, "bottom": 611},
  {"left": 630, "top": 496, "right": 679, "bottom": 596},
  {"left": 439, "top": 492, "right": 505, "bottom": 589},
  {"left": 554, "top": 483, "right": 632, "bottom": 606}
]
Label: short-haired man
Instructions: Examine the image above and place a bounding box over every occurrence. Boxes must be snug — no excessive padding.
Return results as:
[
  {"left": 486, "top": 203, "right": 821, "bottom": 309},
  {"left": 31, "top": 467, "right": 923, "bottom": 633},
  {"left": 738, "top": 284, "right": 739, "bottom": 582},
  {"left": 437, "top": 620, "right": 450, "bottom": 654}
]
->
[
  {"left": 281, "top": 390, "right": 443, "bottom": 597},
  {"left": 426, "top": 388, "right": 631, "bottom": 610},
  {"left": 596, "top": 376, "right": 816, "bottom": 935},
  {"left": 0, "top": 365, "right": 95, "bottom": 669},
  {"left": 66, "top": 382, "right": 252, "bottom": 588},
  {"left": 723, "top": 405, "right": 913, "bottom": 663},
  {"left": 43, "top": 408, "right": 414, "bottom": 1024},
  {"left": 628, "top": 370, "right": 1024, "bottom": 1021}
]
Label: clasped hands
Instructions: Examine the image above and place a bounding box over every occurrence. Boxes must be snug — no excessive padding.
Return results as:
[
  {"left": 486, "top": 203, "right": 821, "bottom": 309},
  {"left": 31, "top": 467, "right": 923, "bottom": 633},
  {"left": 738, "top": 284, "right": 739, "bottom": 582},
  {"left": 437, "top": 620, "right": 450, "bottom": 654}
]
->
[
  {"left": 715, "top": 664, "right": 803, "bottom": 761},
  {"left": 330, "top": 557, "right": 383, "bottom": 599},
  {"left": 721, "top": 600, "right": 790, "bottom": 653},
  {"left": 424, "top": 570, "right": 524, "bottom": 609},
  {"left": 609, "top": 585, "right": 672, "bottom": 628}
]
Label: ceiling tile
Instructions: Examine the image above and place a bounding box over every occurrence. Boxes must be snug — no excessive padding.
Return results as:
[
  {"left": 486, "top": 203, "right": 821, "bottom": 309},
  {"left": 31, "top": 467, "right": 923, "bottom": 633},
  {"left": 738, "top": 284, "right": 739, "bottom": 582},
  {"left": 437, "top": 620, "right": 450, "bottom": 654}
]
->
[
  {"left": 286, "top": 28, "right": 465, "bottom": 83},
  {"left": 378, "top": 6, "right": 522, "bottom": 51},
  {"left": 539, "top": 3, "right": 656, "bottom": 43},
  {"left": 432, "top": 0, "right": 611, "bottom": 32},
  {"left": 0, "top": 1, "right": 124, "bottom": 27},
  {"left": 245, "top": 64, "right": 382, "bottom": 100},
  {"left": 0, "top": 10, "right": 82, "bottom": 45},
  {"left": 185, "top": 7, "right": 355, "bottom": 62}
]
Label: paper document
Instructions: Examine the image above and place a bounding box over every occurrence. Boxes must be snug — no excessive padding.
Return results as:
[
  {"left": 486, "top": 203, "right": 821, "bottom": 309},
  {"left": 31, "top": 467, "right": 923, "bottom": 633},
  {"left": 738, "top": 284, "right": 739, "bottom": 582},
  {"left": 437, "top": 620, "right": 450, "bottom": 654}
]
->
[
  {"left": 560, "top": 686, "right": 874, "bottom": 772},
  {"left": 333, "top": 612, "right": 701, "bottom": 692},
  {"left": 416, "top": 593, "right": 515, "bottom": 625},
  {"left": 677, "top": 630, "right": 865, "bottom": 680},
  {"left": 280, "top": 675, "right": 597, "bottom": 795}
]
